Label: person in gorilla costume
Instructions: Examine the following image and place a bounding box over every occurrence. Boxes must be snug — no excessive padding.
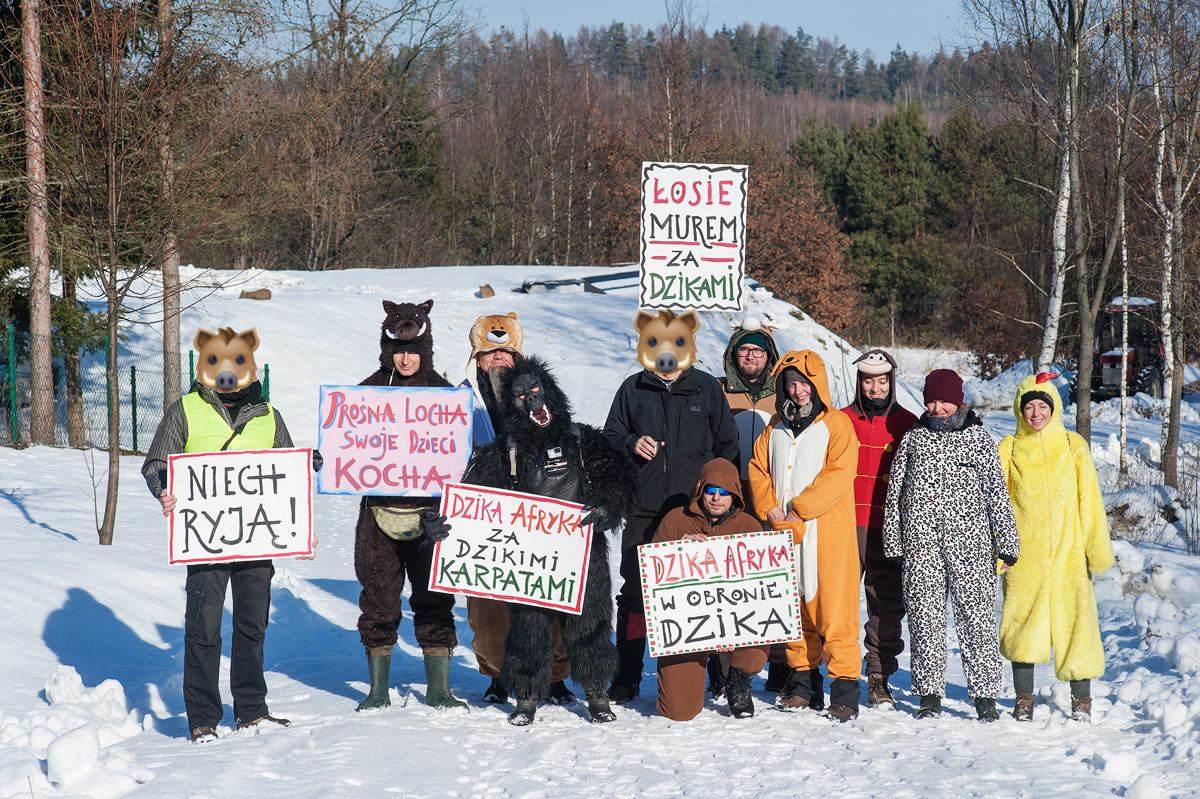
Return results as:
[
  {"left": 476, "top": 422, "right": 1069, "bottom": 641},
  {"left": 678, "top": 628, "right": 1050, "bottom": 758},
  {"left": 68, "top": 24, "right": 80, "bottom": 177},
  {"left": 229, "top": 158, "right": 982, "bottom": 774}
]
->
[{"left": 429, "top": 356, "right": 636, "bottom": 726}]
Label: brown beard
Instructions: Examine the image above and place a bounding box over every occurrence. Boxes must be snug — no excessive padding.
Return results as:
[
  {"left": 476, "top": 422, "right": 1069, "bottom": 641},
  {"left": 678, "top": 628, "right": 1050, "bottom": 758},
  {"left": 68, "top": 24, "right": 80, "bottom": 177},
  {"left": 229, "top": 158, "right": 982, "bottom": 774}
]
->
[{"left": 486, "top": 365, "right": 508, "bottom": 400}]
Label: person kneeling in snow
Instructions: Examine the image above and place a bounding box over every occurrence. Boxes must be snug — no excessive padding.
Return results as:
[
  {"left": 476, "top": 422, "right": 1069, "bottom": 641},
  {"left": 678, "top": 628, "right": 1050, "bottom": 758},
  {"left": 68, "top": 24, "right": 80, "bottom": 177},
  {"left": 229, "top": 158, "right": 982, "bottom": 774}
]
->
[
  {"left": 998, "top": 373, "right": 1114, "bottom": 721},
  {"left": 142, "top": 326, "right": 308, "bottom": 743},
  {"left": 433, "top": 356, "right": 637, "bottom": 725},
  {"left": 353, "top": 300, "right": 466, "bottom": 712},
  {"left": 653, "top": 458, "right": 769, "bottom": 721}
]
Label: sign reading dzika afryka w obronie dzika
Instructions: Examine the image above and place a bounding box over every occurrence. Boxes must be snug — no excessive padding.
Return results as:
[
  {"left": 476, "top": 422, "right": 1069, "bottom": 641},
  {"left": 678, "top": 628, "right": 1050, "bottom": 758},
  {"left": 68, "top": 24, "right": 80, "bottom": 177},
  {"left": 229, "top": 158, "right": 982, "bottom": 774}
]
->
[
  {"left": 638, "top": 530, "right": 802, "bottom": 658},
  {"left": 638, "top": 162, "right": 748, "bottom": 311}
]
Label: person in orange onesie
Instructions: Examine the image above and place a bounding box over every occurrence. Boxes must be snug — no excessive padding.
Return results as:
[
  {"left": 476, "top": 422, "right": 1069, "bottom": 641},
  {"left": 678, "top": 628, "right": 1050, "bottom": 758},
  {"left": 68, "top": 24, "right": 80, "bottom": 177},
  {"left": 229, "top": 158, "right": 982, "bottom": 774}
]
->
[{"left": 749, "top": 349, "right": 862, "bottom": 721}]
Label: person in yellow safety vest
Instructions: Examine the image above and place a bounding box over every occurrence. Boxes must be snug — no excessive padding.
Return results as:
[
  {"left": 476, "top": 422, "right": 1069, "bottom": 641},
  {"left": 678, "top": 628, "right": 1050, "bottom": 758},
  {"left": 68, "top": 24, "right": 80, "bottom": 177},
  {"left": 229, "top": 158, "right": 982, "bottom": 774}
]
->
[{"left": 141, "top": 327, "right": 316, "bottom": 744}]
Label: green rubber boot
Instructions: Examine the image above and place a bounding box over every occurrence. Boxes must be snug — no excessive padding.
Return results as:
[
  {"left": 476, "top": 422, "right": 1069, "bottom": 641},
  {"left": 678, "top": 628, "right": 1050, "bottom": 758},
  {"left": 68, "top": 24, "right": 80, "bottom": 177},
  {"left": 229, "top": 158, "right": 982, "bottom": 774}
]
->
[
  {"left": 423, "top": 650, "right": 467, "bottom": 710},
  {"left": 356, "top": 648, "right": 392, "bottom": 711}
]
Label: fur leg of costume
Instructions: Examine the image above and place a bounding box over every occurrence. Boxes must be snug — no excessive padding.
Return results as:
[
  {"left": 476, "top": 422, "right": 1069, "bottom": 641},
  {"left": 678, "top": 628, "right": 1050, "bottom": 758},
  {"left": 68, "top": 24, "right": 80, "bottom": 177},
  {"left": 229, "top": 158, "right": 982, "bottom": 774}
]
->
[
  {"left": 903, "top": 545, "right": 949, "bottom": 697},
  {"left": 501, "top": 605, "right": 554, "bottom": 700},
  {"left": 559, "top": 534, "right": 619, "bottom": 695}
]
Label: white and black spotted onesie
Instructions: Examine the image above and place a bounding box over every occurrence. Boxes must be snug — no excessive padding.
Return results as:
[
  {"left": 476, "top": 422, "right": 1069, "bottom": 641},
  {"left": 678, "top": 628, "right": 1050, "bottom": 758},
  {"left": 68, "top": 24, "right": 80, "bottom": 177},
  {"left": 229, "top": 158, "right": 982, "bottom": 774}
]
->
[{"left": 882, "top": 411, "right": 1019, "bottom": 700}]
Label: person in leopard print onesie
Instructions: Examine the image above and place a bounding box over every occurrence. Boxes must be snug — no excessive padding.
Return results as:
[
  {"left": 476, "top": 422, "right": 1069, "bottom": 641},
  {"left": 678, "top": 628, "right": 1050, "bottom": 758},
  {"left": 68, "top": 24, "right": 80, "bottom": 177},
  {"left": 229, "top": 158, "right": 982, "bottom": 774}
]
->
[{"left": 882, "top": 369, "right": 1020, "bottom": 722}]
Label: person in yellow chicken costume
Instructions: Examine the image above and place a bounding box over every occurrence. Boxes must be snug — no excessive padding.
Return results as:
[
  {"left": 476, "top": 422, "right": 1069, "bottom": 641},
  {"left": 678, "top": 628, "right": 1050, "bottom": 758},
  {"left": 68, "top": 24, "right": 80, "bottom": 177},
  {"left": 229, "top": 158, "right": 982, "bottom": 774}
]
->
[
  {"left": 998, "top": 372, "right": 1115, "bottom": 722},
  {"left": 749, "top": 349, "right": 862, "bottom": 721}
]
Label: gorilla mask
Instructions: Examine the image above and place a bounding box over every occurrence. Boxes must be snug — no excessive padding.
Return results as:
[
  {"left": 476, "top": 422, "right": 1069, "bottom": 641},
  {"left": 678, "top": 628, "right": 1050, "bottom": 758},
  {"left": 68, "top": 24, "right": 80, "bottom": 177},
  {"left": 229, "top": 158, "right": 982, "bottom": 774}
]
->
[
  {"left": 500, "top": 356, "right": 574, "bottom": 438},
  {"left": 512, "top": 372, "right": 551, "bottom": 428}
]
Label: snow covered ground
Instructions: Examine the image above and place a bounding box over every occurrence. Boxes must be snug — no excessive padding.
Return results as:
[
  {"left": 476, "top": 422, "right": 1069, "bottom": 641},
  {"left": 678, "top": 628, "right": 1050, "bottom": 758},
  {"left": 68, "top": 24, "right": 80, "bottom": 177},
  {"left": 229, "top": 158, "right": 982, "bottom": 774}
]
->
[{"left": 1, "top": 265, "right": 1198, "bottom": 798}]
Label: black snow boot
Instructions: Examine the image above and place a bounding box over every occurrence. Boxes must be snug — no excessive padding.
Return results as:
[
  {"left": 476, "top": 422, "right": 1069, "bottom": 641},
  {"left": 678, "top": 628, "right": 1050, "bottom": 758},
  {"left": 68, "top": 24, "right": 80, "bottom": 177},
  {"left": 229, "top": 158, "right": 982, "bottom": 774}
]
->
[
  {"left": 917, "top": 695, "right": 941, "bottom": 719},
  {"left": 725, "top": 668, "right": 754, "bottom": 719},
  {"left": 609, "top": 609, "right": 644, "bottom": 704},
  {"left": 764, "top": 661, "right": 790, "bottom": 693},
  {"left": 825, "top": 678, "right": 860, "bottom": 723},
  {"left": 549, "top": 680, "right": 577, "bottom": 705},
  {"left": 707, "top": 654, "right": 728, "bottom": 698},
  {"left": 483, "top": 677, "right": 508, "bottom": 704},
  {"left": 585, "top": 690, "right": 617, "bottom": 723},
  {"left": 508, "top": 698, "right": 538, "bottom": 727},
  {"left": 975, "top": 697, "right": 1000, "bottom": 723}
]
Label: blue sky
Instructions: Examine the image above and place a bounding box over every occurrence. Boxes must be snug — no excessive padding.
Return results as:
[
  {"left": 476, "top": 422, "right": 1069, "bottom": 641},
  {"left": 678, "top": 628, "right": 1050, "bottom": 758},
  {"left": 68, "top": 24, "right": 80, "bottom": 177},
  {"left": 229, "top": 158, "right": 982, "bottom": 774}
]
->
[{"left": 473, "top": 0, "right": 969, "bottom": 59}]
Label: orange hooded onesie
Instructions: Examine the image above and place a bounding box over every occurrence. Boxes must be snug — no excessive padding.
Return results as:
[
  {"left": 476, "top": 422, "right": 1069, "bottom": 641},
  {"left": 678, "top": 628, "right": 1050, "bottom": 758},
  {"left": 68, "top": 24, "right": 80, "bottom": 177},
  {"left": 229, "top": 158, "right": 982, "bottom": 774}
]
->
[{"left": 748, "top": 350, "right": 862, "bottom": 685}]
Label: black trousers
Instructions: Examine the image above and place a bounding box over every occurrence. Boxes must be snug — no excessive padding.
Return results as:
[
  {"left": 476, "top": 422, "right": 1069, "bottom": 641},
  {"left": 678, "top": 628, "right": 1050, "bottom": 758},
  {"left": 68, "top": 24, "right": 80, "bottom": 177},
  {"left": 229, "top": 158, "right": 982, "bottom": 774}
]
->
[{"left": 183, "top": 561, "right": 274, "bottom": 730}]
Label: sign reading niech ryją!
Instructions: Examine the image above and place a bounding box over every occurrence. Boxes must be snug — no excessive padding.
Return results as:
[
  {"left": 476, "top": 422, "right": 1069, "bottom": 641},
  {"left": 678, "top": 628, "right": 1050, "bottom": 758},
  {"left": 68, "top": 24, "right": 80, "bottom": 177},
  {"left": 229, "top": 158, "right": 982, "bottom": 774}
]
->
[
  {"left": 638, "top": 531, "right": 802, "bottom": 658},
  {"left": 167, "top": 448, "right": 314, "bottom": 565},
  {"left": 428, "top": 482, "right": 593, "bottom": 614},
  {"left": 316, "top": 385, "right": 474, "bottom": 497},
  {"left": 638, "top": 161, "right": 748, "bottom": 311}
]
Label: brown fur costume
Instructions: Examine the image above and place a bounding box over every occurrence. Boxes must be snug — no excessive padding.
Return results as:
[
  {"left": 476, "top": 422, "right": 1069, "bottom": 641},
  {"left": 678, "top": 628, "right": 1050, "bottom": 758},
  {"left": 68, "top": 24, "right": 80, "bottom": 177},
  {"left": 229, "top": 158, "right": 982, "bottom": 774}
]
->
[{"left": 355, "top": 299, "right": 457, "bottom": 653}]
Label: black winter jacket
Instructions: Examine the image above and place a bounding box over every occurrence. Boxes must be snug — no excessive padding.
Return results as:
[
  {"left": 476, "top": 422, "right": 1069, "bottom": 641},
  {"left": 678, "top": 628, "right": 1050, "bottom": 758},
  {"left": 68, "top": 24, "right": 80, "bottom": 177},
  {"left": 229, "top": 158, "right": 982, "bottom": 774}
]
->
[{"left": 602, "top": 367, "right": 740, "bottom": 521}]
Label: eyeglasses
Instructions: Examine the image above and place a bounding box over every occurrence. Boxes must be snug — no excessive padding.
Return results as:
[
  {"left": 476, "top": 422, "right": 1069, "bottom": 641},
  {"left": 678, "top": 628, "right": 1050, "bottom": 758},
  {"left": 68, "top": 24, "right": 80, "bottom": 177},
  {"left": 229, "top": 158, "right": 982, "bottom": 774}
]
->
[
  {"left": 736, "top": 346, "right": 767, "bottom": 359},
  {"left": 703, "top": 485, "right": 731, "bottom": 496}
]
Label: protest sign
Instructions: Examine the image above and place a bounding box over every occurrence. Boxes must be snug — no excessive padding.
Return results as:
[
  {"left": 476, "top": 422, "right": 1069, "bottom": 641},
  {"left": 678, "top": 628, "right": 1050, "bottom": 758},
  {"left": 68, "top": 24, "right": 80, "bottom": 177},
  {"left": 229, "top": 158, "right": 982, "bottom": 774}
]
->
[
  {"left": 316, "top": 385, "right": 473, "bottom": 497},
  {"left": 638, "top": 530, "right": 801, "bottom": 658},
  {"left": 639, "top": 161, "right": 748, "bottom": 311},
  {"left": 428, "top": 482, "right": 593, "bottom": 614},
  {"left": 167, "top": 448, "right": 313, "bottom": 565}
]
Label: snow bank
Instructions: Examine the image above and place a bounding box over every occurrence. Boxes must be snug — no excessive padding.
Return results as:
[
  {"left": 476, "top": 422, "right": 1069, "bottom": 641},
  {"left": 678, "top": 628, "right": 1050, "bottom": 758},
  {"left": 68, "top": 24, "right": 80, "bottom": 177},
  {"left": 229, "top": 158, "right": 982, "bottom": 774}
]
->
[{"left": 0, "top": 668, "right": 151, "bottom": 798}]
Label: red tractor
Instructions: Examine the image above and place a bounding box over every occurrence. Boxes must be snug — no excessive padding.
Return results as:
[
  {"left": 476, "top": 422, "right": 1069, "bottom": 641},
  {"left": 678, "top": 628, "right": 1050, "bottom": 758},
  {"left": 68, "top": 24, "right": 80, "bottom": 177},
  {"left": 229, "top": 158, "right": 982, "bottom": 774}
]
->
[{"left": 1088, "top": 297, "right": 1166, "bottom": 400}]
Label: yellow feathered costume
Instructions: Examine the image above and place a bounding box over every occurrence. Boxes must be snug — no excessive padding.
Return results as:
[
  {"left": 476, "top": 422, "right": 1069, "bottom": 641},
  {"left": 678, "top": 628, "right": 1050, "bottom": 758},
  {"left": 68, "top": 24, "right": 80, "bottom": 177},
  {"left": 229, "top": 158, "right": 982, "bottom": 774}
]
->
[{"left": 997, "top": 374, "right": 1115, "bottom": 681}]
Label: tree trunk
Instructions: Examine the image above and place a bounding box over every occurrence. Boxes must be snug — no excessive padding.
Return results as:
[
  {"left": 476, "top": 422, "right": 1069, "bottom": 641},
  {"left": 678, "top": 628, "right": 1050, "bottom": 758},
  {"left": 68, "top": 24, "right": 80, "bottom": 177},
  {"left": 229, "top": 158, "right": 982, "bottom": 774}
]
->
[
  {"left": 63, "top": 273, "right": 85, "bottom": 448},
  {"left": 1039, "top": 124, "right": 1071, "bottom": 372},
  {"left": 159, "top": 0, "right": 182, "bottom": 409},
  {"left": 22, "top": 0, "right": 54, "bottom": 445},
  {"left": 99, "top": 304, "right": 119, "bottom": 546}
]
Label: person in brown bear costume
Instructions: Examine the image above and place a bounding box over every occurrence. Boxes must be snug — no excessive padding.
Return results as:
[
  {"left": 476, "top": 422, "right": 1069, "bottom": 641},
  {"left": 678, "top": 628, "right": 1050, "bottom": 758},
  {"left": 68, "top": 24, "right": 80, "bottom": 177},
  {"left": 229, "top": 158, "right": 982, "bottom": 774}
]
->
[{"left": 354, "top": 299, "right": 466, "bottom": 711}]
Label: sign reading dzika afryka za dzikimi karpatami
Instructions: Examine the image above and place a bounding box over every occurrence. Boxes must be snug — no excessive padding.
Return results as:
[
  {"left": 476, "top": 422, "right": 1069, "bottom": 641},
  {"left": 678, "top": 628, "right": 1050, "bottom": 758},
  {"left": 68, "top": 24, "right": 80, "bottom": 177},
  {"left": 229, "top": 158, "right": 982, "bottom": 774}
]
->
[
  {"left": 638, "top": 530, "right": 801, "bottom": 658},
  {"left": 428, "top": 482, "right": 593, "bottom": 614},
  {"left": 167, "top": 448, "right": 314, "bottom": 565},
  {"left": 638, "top": 161, "right": 748, "bottom": 311},
  {"left": 316, "top": 385, "right": 474, "bottom": 497}
]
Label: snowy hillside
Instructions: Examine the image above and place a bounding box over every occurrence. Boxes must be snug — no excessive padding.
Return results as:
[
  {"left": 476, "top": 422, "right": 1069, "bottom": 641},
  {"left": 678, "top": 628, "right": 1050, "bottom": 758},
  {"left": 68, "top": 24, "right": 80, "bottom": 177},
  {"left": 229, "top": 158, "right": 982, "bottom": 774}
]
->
[{"left": 1, "top": 265, "right": 1197, "bottom": 798}]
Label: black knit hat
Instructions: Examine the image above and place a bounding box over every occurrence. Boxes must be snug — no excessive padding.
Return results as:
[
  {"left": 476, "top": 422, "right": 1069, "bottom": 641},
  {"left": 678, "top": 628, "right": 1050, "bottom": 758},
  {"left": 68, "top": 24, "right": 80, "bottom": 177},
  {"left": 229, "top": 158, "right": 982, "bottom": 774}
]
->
[{"left": 1020, "top": 390, "right": 1055, "bottom": 413}]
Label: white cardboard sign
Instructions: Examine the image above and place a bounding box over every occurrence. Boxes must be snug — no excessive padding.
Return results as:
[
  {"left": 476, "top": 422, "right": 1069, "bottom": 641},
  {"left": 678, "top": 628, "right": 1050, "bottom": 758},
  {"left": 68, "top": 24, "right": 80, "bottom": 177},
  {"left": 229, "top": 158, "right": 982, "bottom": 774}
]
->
[
  {"left": 638, "top": 161, "right": 748, "bottom": 311},
  {"left": 428, "top": 482, "right": 593, "bottom": 614},
  {"left": 638, "top": 530, "right": 801, "bottom": 658},
  {"left": 167, "top": 448, "right": 314, "bottom": 565}
]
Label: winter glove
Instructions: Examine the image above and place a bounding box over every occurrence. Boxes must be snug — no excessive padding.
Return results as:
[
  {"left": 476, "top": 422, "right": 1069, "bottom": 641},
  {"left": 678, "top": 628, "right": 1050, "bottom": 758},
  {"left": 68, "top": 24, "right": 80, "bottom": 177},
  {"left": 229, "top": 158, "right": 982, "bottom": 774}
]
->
[
  {"left": 580, "top": 505, "right": 616, "bottom": 533},
  {"left": 420, "top": 509, "right": 452, "bottom": 543},
  {"left": 312, "top": 449, "right": 324, "bottom": 472}
]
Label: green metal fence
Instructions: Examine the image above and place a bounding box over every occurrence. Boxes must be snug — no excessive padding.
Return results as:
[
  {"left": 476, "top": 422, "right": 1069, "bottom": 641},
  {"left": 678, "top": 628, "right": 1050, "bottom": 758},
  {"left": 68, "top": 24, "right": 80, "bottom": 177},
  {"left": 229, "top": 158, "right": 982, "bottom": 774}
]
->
[{"left": 1, "top": 322, "right": 270, "bottom": 454}]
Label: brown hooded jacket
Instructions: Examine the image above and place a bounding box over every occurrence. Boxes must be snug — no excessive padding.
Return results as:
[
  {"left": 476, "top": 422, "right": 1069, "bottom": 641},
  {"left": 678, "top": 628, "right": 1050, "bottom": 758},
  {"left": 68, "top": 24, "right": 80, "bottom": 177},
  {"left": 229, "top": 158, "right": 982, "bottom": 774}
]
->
[{"left": 653, "top": 457, "right": 765, "bottom": 543}]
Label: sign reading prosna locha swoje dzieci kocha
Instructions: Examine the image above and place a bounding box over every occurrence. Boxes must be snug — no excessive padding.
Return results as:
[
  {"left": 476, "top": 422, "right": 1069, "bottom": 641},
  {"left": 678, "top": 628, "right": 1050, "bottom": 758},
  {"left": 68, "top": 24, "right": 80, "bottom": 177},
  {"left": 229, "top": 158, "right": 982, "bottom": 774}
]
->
[
  {"left": 316, "top": 385, "right": 474, "bottom": 497},
  {"left": 639, "top": 161, "right": 748, "bottom": 312},
  {"left": 638, "top": 530, "right": 802, "bottom": 658}
]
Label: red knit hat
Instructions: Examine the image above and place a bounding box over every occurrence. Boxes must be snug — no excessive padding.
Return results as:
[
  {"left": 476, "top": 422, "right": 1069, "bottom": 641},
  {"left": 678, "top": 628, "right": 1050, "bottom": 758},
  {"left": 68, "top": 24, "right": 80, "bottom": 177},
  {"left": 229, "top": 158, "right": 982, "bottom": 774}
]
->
[{"left": 923, "top": 369, "right": 964, "bottom": 406}]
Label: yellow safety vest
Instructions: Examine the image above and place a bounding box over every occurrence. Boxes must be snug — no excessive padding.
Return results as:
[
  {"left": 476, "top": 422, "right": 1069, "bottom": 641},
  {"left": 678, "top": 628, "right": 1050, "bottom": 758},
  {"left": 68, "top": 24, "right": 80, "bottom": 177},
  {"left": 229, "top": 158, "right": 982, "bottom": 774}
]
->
[{"left": 181, "top": 391, "right": 276, "bottom": 453}]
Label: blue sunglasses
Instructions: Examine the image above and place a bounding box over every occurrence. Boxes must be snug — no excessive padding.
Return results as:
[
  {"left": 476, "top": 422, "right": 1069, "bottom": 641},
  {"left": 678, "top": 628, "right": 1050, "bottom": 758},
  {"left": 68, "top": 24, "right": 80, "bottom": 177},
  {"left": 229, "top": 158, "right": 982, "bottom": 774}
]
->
[{"left": 703, "top": 485, "right": 731, "bottom": 496}]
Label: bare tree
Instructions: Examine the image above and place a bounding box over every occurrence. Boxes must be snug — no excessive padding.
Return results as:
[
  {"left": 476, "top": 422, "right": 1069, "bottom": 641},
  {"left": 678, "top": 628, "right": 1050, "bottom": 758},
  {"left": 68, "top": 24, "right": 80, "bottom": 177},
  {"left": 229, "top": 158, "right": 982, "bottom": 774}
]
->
[
  {"left": 1144, "top": 0, "right": 1200, "bottom": 485},
  {"left": 158, "top": 0, "right": 183, "bottom": 409},
  {"left": 21, "top": 0, "right": 52, "bottom": 445}
]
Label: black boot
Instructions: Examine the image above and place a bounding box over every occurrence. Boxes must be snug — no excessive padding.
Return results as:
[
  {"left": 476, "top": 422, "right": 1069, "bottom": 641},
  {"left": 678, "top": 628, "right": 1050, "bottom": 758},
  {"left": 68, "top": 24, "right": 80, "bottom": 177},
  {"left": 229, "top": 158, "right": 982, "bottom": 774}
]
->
[
  {"left": 356, "top": 648, "right": 392, "bottom": 711},
  {"left": 585, "top": 689, "right": 617, "bottom": 723},
  {"left": 764, "top": 661, "right": 790, "bottom": 693},
  {"left": 549, "top": 680, "right": 577, "bottom": 705},
  {"left": 975, "top": 697, "right": 999, "bottom": 723},
  {"left": 917, "top": 695, "right": 941, "bottom": 719},
  {"left": 483, "top": 677, "right": 508, "bottom": 704},
  {"left": 609, "top": 609, "right": 644, "bottom": 703},
  {"left": 825, "top": 677, "right": 860, "bottom": 723},
  {"left": 725, "top": 668, "right": 754, "bottom": 719},
  {"left": 508, "top": 698, "right": 538, "bottom": 726}
]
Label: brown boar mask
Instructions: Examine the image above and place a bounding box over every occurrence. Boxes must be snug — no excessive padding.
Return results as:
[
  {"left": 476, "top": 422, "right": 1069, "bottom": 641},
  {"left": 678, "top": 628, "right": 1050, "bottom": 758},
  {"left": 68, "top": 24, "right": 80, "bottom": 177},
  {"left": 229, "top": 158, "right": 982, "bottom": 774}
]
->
[
  {"left": 194, "top": 327, "right": 260, "bottom": 393},
  {"left": 634, "top": 309, "right": 700, "bottom": 375}
]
